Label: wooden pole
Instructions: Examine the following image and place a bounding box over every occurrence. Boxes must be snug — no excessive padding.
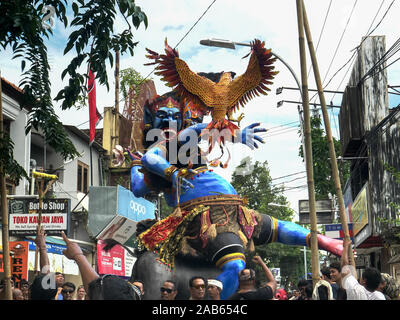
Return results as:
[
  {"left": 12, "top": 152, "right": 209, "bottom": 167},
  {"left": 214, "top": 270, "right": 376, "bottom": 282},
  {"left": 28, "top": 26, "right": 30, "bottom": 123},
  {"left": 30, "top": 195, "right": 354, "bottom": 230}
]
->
[
  {"left": 33, "top": 173, "right": 56, "bottom": 274},
  {"left": 302, "top": 0, "right": 355, "bottom": 265},
  {"left": 296, "top": 0, "right": 320, "bottom": 287},
  {"left": 114, "top": 51, "right": 120, "bottom": 151},
  {"left": 0, "top": 72, "right": 13, "bottom": 300},
  {"left": 34, "top": 180, "right": 43, "bottom": 275}
]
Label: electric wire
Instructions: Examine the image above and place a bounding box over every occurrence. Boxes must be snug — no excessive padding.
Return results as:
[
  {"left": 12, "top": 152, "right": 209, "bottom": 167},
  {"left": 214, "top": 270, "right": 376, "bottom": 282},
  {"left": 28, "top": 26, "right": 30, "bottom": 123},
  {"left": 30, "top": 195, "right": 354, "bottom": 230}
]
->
[
  {"left": 306, "top": 0, "right": 333, "bottom": 80},
  {"left": 76, "top": 0, "right": 218, "bottom": 129},
  {"left": 271, "top": 171, "right": 307, "bottom": 181},
  {"left": 318, "top": 0, "right": 396, "bottom": 95},
  {"left": 358, "top": 36, "right": 400, "bottom": 85},
  {"left": 321, "top": 0, "right": 359, "bottom": 86}
]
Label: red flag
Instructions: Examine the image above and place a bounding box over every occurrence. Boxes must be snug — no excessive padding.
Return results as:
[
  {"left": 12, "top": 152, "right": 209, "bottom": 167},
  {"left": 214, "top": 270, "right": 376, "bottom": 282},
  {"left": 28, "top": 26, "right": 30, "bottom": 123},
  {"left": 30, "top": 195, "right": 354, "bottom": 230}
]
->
[{"left": 88, "top": 69, "right": 102, "bottom": 146}]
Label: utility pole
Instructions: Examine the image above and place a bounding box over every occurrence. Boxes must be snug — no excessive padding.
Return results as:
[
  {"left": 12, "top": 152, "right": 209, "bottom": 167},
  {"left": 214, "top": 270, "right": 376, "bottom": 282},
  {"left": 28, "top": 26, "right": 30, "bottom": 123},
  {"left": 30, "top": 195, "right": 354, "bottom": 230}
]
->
[
  {"left": 296, "top": 0, "right": 320, "bottom": 287},
  {"left": 302, "top": 0, "right": 354, "bottom": 265},
  {"left": 0, "top": 72, "right": 12, "bottom": 300}
]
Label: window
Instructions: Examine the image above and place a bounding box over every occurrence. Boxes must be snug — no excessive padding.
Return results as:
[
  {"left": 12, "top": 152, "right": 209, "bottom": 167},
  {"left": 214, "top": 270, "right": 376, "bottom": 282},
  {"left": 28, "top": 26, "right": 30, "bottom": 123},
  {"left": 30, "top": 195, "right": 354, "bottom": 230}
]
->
[{"left": 77, "top": 161, "right": 89, "bottom": 193}]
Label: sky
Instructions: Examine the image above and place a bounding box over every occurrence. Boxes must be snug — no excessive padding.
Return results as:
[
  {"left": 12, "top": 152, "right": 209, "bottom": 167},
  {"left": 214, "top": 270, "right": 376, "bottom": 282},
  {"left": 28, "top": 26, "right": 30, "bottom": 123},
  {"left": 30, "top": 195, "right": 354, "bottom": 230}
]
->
[{"left": 2, "top": 0, "right": 400, "bottom": 218}]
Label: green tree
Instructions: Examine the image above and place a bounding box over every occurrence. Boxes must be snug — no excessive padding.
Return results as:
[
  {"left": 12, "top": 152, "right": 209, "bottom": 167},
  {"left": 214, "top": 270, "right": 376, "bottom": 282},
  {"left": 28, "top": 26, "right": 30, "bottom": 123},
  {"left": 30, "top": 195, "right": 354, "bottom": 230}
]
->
[
  {"left": 298, "top": 113, "right": 350, "bottom": 200},
  {"left": 0, "top": 0, "right": 148, "bottom": 180},
  {"left": 120, "top": 67, "right": 149, "bottom": 101},
  {"left": 231, "top": 157, "right": 305, "bottom": 289}
]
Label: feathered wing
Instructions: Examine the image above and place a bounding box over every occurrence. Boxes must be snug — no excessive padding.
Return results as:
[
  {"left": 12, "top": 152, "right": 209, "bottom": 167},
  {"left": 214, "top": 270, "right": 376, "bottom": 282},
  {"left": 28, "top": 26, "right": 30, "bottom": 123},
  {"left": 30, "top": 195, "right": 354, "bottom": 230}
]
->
[
  {"left": 230, "top": 39, "right": 278, "bottom": 111},
  {"left": 145, "top": 38, "right": 278, "bottom": 113},
  {"left": 145, "top": 39, "right": 211, "bottom": 114}
]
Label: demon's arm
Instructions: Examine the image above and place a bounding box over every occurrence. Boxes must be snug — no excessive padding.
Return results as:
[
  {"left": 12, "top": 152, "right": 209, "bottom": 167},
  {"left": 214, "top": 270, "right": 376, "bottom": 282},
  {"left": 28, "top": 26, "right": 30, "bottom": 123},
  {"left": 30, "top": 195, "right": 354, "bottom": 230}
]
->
[
  {"left": 178, "top": 122, "right": 267, "bottom": 150},
  {"left": 130, "top": 163, "right": 150, "bottom": 198},
  {"left": 140, "top": 146, "right": 193, "bottom": 192}
]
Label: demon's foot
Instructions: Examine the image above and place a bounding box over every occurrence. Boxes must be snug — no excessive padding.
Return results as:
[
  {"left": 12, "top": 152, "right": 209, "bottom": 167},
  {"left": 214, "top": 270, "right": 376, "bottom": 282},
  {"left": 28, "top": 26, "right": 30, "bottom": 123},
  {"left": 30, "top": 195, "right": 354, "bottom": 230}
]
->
[
  {"left": 217, "top": 258, "right": 246, "bottom": 300},
  {"left": 317, "top": 234, "right": 344, "bottom": 256}
]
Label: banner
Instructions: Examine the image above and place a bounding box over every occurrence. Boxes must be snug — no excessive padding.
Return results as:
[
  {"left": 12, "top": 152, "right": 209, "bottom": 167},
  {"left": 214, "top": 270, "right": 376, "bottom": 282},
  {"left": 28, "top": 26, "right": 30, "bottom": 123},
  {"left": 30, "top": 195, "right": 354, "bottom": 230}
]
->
[
  {"left": 8, "top": 198, "right": 70, "bottom": 236},
  {"left": 352, "top": 184, "right": 369, "bottom": 237},
  {"left": 88, "top": 68, "right": 102, "bottom": 145},
  {"left": 96, "top": 215, "right": 137, "bottom": 244},
  {"left": 117, "top": 185, "right": 155, "bottom": 221},
  {"left": 343, "top": 180, "right": 353, "bottom": 223},
  {"left": 0, "top": 241, "right": 29, "bottom": 288},
  {"left": 324, "top": 223, "right": 354, "bottom": 241},
  {"left": 97, "top": 240, "right": 136, "bottom": 277}
]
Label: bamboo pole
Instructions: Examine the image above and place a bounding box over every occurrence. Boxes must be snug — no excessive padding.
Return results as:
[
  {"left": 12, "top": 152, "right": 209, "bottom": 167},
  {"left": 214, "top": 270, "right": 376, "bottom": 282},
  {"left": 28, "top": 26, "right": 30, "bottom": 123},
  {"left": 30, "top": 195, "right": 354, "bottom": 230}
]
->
[
  {"left": 302, "top": 0, "right": 355, "bottom": 265},
  {"left": 0, "top": 72, "right": 12, "bottom": 300},
  {"left": 296, "top": 0, "right": 320, "bottom": 287},
  {"left": 33, "top": 180, "right": 43, "bottom": 275},
  {"left": 114, "top": 51, "right": 120, "bottom": 150},
  {"left": 33, "top": 172, "right": 57, "bottom": 274}
]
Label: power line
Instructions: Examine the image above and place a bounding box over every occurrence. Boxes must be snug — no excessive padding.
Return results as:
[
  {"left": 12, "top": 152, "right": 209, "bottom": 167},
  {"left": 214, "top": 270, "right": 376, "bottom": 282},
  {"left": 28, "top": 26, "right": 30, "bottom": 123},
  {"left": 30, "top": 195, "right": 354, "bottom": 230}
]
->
[
  {"left": 320, "top": 0, "right": 397, "bottom": 94},
  {"left": 264, "top": 123, "right": 300, "bottom": 134},
  {"left": 279, "top": 185, "right": 308, "bottom": 192},
  {"left": 271, "top": 170, "right": 307, "bottom": 181},
  {"left": 174, "top": 0, "right": 217, "bottom": 49},
  {"left": 77, "top": 0, "right": 218, "bottom": 129},
  {"left": 260, "top": 127, "right": 299, "bottom": 138},
  {"left": 76, "top": 110, "right": 106, "bottom": 129},
  {"left": 307, "top": 0, "right": 333, "bottom": 80},
  {"left": 321, "top": 0, "right": 359, "bottom": 86},
  {"left": 272, "top": 175, "right": 307, "bottom": 187},
  {"left": 266, "top": 120, "right": 300, "bottom": 130},
  {"left": 358, "top": 36, "right": 400, "bottom": 85},
  {"left": 365, "top": 0, "right": 387, "bottom": 35},
  {"left": 363, "top": 0, "right": 396, "bottom": 38},
  {"left": 146, "top": 0, "right": 218, "bottom": 77}
]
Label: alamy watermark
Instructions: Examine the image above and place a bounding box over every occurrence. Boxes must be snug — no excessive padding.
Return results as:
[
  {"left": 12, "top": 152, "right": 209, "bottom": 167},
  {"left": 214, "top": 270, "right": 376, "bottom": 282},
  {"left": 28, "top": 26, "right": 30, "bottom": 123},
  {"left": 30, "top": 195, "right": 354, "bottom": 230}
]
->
[
  {"left": 41, "top": 5, "right": 55, "bottom": 30},
  {"left": 141, "top": 126, "right": 258, "bottom": 176}
]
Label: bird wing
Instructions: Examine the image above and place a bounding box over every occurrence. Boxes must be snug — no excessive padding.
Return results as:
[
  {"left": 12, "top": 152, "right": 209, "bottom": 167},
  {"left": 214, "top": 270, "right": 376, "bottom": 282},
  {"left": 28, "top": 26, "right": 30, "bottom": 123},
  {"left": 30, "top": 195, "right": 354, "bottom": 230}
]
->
[
  {"left": 145, "top": 38, "right": 278, "bottom": 111},
  {"left": 229, "top": 39, "right": 278, "bottom": 112},
  {"left": 145, "top": 39, "right": 212, "bottom": 113}
]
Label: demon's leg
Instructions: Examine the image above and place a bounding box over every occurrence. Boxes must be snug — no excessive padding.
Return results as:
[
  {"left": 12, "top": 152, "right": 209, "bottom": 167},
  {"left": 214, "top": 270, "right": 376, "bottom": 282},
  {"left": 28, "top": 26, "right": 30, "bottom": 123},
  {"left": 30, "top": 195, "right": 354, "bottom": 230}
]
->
[
  {"left": 207, "top": 233, "right": 246, "bottom": 300},
  {"left": 254, "top": 214, "right": 344, "bottom": 256}
]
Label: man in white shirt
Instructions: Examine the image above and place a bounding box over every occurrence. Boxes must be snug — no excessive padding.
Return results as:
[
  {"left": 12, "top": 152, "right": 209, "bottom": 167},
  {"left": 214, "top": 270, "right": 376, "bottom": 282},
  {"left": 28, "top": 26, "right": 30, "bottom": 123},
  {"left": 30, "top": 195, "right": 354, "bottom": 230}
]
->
[{"left": 340, "top": 238, "right": 385, "bottom": 300}]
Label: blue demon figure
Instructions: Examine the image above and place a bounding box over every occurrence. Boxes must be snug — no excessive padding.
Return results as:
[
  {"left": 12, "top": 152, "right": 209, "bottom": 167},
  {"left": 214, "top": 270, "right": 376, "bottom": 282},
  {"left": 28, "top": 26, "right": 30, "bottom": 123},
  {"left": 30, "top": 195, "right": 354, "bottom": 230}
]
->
[{"left": 128, "top": 86, "right": 344, "bottom": 300}]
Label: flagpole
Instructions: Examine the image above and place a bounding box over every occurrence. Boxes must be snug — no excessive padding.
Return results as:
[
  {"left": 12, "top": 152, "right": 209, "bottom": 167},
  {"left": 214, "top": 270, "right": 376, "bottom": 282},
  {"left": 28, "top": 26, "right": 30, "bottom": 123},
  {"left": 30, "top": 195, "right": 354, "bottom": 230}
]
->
[{"left": 90, "top": 144, "right": 93, "bottom": 186}]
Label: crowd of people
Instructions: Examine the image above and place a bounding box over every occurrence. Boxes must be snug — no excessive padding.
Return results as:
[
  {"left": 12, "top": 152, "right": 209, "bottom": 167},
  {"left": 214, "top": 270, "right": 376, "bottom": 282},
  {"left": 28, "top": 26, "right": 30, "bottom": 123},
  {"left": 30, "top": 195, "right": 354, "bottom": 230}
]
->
[{"left": 1, "top": 227, "right": 399, "bottom": 301}]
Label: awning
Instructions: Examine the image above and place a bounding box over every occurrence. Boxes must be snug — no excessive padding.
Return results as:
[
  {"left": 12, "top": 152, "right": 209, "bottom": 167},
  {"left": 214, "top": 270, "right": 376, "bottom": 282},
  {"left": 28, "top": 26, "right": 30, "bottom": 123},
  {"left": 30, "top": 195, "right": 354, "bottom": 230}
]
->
[
  {"left": 25, "top": 236, "right": 66, "bottom": 246},
  {"left": 25, "top": 236, "right": 92, "bottom": 254}
]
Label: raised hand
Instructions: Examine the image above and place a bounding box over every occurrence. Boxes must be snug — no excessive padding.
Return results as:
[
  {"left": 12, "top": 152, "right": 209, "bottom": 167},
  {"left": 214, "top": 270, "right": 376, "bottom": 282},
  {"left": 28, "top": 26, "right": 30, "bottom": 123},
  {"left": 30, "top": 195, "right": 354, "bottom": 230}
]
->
[
  {"left": 240, "top": 122, "right": 267, "bottom": 150},
  {"left": 61, "top": 231, "right": 83, "bottom": 261},
  {"left": 35, "top": 225, "right": 46, "bottom": 248}
]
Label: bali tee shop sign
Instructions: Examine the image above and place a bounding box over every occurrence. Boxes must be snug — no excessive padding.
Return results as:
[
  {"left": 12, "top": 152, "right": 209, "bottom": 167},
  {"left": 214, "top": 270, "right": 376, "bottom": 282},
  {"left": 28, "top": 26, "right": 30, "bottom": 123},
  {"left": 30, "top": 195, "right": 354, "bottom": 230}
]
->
[{"left": 8, "top": 198, "right": 70, "bottom": 236}]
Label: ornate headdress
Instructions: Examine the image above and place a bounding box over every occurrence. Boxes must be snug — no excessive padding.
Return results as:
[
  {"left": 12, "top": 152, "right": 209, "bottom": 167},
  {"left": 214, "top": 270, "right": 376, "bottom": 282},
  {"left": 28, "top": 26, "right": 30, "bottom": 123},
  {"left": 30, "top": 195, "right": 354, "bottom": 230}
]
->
[
  {"left": 147, "top": 94, "right": 182, "bottom": 114},
  {"left": 142, "top": 91, "right": 183, "bottom": 129}
]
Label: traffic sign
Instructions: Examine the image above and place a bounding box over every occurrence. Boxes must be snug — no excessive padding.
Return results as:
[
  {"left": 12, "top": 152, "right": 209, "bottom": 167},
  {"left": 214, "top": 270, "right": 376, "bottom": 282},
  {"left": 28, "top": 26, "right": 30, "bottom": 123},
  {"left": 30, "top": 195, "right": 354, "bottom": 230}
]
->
[{"left": 324, "top": 223, "right": 353, "bottom": 241}]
